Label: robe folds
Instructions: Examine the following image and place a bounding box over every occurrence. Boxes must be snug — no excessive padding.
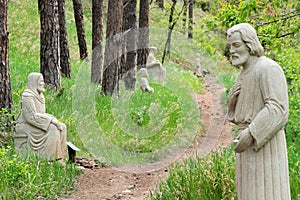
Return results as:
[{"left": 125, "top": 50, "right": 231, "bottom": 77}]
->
[
  {"left": 15, "top": 73, "right": 66, "bottom": 160},
  {"left": 228, "top": 56, "right": 290, "bottom": 200}
]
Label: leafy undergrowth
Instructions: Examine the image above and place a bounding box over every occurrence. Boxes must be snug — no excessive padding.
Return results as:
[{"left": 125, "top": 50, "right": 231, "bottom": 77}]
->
[
  {"left": 0, "top": 140, "right": 81, "bottom": 200},
  {"left": 150, "top": 147, "right": 236, "bottom": 200}
]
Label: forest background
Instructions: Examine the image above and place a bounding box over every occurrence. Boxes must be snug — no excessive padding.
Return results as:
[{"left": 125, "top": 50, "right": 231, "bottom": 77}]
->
[{"left": 0, "top": 0, "right": 299, "bottom": 199}]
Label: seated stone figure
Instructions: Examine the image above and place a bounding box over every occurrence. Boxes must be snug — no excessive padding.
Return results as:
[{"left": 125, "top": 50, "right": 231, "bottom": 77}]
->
[
  {"left": 195, "top": 53, "right": 202, "bottom": 77},
  {"left": 14, "top": 72, "right": 67, "bottom": 161},
  {"left": 139, "top": 68, "right": 154, "bottom": 93},
  {"left": 146, "top": 46, "right": 166, "bottom": 83}
]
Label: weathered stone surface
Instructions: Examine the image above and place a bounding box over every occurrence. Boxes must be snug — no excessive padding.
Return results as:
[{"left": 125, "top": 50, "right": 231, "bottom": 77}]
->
[
  {"left": 139, "top": 68, "right": 154, "bottom": 93},
  {"left": 14, "top": 73, "right": 67, "bottom": 160},
  {"left": 146, "top": 47, "right": 166, "bottom": 83},
  {"left": 227, "top": 23, "right": 290, "bottom": 200}
]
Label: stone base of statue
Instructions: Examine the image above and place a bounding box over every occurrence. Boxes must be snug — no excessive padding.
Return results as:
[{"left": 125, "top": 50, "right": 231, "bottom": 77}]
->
[{"left": 14, "top": 133, "right": 28, "bottom": 153}]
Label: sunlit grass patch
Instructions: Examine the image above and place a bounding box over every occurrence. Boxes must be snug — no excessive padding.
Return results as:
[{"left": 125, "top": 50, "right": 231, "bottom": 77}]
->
[
  {"left": 0, "top": 142, "right": 81, "bottom": 199},
  {"left": 71, "top": 63, "right": 202, "bottom": 167}
]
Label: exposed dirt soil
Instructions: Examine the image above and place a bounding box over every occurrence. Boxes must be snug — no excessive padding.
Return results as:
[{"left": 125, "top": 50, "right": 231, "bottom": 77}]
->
[{"left": 59, "top": 74, "right": 234, "bottom": 200}]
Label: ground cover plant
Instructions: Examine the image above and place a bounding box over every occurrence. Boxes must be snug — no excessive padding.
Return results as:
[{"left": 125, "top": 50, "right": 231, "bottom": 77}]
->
[
  {"left": 0, "top": 1, "right": 84, "bottom": 199},
  {"left": 0, "top": 140, "right": 81, "bottom": 199}
]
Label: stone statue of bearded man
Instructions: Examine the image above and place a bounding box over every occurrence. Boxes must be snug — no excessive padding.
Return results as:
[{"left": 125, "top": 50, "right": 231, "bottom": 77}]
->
[
  {"left": 14, "top": 72, "right": 67, "bottom": 161},
  {"left": 227, "top": 23, "right": 290, "bottom": 199}
]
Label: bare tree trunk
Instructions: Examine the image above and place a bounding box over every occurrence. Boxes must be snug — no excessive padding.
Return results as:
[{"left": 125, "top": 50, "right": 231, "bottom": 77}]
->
[
  {"left": 122, "top": 0, "right": 137, "bottom": 90},
  {"left": 137, "top": 0, "right": 150, "bottom": 70},
  {"left": 0, "top": 0, "right": 12, "bottom": 111},
  {"left": 39, "top": 0, "right": 61, "bottom": 88},
  {"left": 91, "top": 0, "right": 104, "bottom": 83},
  {"left": 72, "top": 0, "right": 88, "bottom": 59},
  {"left": 182, "top": 0, "right": 188, "bottom": 34},
  {"left": 102, "top": 0, "right": 124, "bottom": 95},
  {"left": 162, "top": 0, "right": 186, "bottom": 64},
  {"left": 58, "top": 0, "right": 71, "bottom": 78},
  {"left": 188, "top": 0, "right": 193, "bottom": 39},
  {"left": 155, "top": 0, "right": 164, "bottom": 10},
  {"left": 120, "top": 3, "right": 127, "bottom": 77}
]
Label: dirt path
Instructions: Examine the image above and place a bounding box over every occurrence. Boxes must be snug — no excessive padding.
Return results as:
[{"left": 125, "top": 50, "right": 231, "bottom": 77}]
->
[{"left": 59, "top": 74, "right": 234, "bottom": 200}]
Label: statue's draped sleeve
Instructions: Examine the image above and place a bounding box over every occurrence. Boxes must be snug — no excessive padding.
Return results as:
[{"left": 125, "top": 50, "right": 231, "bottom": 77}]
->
[
  {"left": 21, "top": 94, "right": 53, "bottom": 131},
  {"left": 249, "top": 65, "right": 289, "bottom": 150}
]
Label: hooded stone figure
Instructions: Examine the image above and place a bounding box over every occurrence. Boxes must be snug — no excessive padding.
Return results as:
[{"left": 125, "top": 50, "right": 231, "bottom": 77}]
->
[
  {"left": 14, "top": 72, "right": 67, "bottom": 161},
  {"left": 227, "top": 23, "right": 290, "bottom": 199}
]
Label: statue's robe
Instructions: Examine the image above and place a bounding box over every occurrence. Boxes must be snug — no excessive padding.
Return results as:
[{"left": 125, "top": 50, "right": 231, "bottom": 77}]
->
[
  {"left": 15, "top": 89, "right": 66, "bottom": 160},
  {"left": 228, "top": 56, "right": 290, "bottom": 199}
]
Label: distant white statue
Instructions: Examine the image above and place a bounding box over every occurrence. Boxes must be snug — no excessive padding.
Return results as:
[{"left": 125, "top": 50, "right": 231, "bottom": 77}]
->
[
  {"left": 146, "top": 46, "right": 166, "bottom": 83},
  {"left": 14, "top": 72, "right": 67, "bottom": 161},
  {"left": 195, "top": 53, "right": 202, "bottom": 77},
  {"left": 227, "top": 23, "right": 290, "bottom": 199},
  {"left": 139, "top": 68, "right": 154, "bottom": 93}
]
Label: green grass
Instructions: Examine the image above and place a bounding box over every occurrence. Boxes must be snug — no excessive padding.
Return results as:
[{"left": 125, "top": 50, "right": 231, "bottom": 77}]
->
[
  {"left": 70, "top": 62, "right": 203, "bottom": 166},
  {"left": 150, "top": 146, "right": 236, "bottom": 200},
  {"left": 0, "top": 140, "right": 81, "bottom": 199}
]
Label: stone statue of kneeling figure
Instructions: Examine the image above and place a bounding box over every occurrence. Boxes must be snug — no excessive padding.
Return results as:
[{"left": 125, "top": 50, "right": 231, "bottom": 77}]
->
[
  {"left": 146, "top": 46, "right": 166, "bottom": 83},
  {"left": 14, "top": 72, "right": 67, "bottom": 162}
]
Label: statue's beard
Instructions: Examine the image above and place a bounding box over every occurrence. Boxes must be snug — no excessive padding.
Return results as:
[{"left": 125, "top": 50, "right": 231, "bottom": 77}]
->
[{"left": 231, "top": 54, "right": 249, "bottom": 67}]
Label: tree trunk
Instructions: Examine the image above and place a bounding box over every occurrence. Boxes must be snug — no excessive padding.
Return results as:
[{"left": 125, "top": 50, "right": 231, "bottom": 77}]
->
[
  {"left": 39, "top": 0, "right": 61, "bottom": 88},
  {"left": 122, "top": 0, "right": 137, "bottom": 90},
  {"left": 161, "top": 1, "right": 186, "bottom": 64},
  {"left": 102, "top": 0, "right": 124, "bottom": 95},
  {"left": 188, "top": 0, "right": 193, "bottom": 39},
  {"left": 58, "top": 0, "right": 71, "bottom": 78},
  {"left": 72, "top": 0, "right": 88, "bottom": 59},
  {"left": 182, "top": 0, "right": 188, "bottom": 34},
  {"left": 91, "top": 0, "right": 104, "bottom": 83},
  {"left": 155, "top": 0, "right": 164, "bottom": 10},
  {"left": 162, "top": 0, "right": 176, "bottom": 64},
  {"left": 0, "top": 0, "right": 12, "bottom": 111},
  {"left": 137, "top": 0, "right": 150, "bottom": 70}
]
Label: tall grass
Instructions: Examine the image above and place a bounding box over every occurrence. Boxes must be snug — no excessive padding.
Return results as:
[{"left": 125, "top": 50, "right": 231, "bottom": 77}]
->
[
  {"left": 150, "top": 147, "right": 236, "bottom": 200},
  {"left": 0, "top": 140, "right": 81, "bottom": 199}
]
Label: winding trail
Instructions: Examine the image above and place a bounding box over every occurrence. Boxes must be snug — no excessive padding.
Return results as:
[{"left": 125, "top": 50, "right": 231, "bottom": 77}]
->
[{"left": 59, "top": 74, "right": 234, "bottom": 200}]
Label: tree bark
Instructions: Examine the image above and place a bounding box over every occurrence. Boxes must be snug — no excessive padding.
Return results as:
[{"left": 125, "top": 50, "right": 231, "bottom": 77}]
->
[
  {"left": 58, "top": 0, "right": 71, "bottom": 78},
  {"left": 122, "top": 0, "right": 137, "bottom": 90},
  {"left": 0, "top": 0, "right": 12, "bottom": 111},
  {"left": 162, "top": 0, "right": 186, "bottom": 64},
  {"left": 137, "top": 0, "right": 150, "bottom": 70},
  {"left": 182, "top": 0, "right": 188, "bottom": 34},
  {"left": 188, "top": 0, "right": 193, "bottom": 39},
  {"left": 102, "top": 0, "right": 124, "bottom": 95},
  {"left": 91, "top": 0, "right": 104, "bottom": 83},
  {"left": 72, "top": 0, "right": 88, "bottom": 59},
  {"left": 39, "top": 0, "right": 61, "bottom": 88}
]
